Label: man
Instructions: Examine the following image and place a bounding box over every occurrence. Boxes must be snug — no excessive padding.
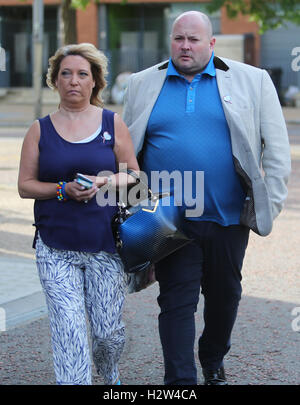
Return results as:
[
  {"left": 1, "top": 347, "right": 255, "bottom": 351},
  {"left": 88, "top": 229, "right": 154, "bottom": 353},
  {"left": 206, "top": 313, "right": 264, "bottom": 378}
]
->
[{"left": 123, "top": 11, "right": 291, "bottom": 385}]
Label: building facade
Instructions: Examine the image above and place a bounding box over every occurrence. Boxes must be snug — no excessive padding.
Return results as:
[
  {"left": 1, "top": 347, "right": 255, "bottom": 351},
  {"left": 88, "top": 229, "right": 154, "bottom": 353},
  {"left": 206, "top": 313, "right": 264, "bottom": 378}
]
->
[{"left": 0, "top": 0, "right": 299, "bottom": 95}]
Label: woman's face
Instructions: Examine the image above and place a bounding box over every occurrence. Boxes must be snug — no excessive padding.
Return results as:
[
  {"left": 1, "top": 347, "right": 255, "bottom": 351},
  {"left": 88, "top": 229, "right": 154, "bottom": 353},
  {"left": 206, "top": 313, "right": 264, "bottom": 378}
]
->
[{"left": 55, "top": 55, "right": 95, "bottom": 105}]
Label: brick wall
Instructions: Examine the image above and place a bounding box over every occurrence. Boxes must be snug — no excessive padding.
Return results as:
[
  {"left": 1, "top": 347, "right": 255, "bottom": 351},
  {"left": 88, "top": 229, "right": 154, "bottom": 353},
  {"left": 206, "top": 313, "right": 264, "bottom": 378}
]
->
[{"left": 76, "top": 2, "right": 98, "bottom": 46}]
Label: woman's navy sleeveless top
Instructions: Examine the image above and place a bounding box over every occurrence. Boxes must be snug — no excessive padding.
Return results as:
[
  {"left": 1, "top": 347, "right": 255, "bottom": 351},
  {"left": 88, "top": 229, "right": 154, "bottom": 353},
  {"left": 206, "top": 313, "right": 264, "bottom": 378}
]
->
[{"left": 33, "top": 108, "right": 118, "bottom": 253}]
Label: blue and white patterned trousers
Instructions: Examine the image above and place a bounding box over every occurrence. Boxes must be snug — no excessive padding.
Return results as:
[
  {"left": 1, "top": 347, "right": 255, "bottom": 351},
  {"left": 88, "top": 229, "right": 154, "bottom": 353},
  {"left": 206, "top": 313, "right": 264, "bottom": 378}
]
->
[{"left": 35, "top": 234, "right": 127, "bottom": 385}]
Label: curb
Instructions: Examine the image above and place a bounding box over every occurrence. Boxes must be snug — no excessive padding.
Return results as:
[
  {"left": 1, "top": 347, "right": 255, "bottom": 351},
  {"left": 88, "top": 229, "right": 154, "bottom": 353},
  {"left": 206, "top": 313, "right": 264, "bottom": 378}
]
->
[{"left": 1, "top": 291, "right": 47, "bottom": 331}]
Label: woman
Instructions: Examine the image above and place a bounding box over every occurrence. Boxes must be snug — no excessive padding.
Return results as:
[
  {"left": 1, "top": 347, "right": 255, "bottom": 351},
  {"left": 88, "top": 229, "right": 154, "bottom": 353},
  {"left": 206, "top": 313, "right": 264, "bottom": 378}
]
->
[{"left": 18, "top": 43, "right": 139, "bottom": 385}]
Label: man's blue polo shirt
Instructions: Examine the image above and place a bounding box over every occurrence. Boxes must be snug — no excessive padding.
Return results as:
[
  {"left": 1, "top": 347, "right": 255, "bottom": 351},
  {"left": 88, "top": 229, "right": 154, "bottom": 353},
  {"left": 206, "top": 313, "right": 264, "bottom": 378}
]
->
[{"left": 142, "top": 54, "right": 245, "bottom": 225}]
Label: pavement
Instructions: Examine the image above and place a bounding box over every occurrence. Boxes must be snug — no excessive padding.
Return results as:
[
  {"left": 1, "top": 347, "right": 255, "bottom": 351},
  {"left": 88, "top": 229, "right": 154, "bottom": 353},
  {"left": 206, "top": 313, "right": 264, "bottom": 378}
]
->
[{"left": 0, "top": 90, "right": 299, "bottom": 388}]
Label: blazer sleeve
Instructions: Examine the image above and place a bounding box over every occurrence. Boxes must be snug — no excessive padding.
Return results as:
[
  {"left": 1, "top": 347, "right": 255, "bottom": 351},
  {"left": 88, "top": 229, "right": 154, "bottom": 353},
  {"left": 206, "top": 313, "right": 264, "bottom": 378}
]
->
[{"left": 260, "top": 69, "right": 291, "bottom": 219}]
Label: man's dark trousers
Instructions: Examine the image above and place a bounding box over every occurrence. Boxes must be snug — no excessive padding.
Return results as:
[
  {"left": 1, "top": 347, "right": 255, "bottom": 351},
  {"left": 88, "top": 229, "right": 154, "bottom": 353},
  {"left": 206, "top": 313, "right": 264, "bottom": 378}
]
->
[{"left": 155, "top": 221, "right": 250, "bottom": 385}]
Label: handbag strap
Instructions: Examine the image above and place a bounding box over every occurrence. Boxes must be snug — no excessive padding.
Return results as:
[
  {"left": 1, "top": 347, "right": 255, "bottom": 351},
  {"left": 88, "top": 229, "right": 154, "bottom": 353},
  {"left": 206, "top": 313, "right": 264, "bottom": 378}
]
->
[
  {"left": 119, "top": 169, "right": 154, "bottom": 206},
  {"left": 124, "top": 168, "right": 141, "bottom": 183}
]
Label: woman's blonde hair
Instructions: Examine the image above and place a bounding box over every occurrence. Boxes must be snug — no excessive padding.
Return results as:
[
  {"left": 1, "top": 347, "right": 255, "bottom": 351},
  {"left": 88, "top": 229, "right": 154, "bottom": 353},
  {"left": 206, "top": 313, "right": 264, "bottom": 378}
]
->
[{"left": 46, "top": 43, "right": 108, "bottom": 107}]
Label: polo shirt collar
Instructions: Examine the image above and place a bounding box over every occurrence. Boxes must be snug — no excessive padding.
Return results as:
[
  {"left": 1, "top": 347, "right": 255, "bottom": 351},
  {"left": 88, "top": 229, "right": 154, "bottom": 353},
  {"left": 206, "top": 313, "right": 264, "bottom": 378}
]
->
[{"left": 167, "top": 52, "right": 216, "bottom": 78}]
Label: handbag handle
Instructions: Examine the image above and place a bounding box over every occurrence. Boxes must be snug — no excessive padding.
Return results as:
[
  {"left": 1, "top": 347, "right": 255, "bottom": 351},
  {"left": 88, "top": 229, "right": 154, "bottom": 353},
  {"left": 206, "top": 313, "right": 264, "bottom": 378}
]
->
[
  {"left": 120, "top": 169, "right": 155, "bottom": 198},
  {"left": 119, "top": 169, "right": 155, "bottom": 208},
  {"left": 123, "top": 168, "right": 141, "bottom": 184}
]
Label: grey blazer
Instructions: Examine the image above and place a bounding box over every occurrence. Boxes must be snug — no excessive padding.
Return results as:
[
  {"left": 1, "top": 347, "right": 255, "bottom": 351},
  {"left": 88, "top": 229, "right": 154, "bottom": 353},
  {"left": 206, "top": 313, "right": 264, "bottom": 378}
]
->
[{"left": 123, "top": 56, "right": 291, "bottom": 236}]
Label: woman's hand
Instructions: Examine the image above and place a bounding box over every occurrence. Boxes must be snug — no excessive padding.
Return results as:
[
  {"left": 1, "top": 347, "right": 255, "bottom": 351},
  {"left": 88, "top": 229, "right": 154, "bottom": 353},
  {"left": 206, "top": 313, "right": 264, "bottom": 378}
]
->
[
  {"left": 65, "top": 180, "right": 98, "bottom": 203},
  {"left": 65, "top": 175, "right": 113, "bottom": 203}
]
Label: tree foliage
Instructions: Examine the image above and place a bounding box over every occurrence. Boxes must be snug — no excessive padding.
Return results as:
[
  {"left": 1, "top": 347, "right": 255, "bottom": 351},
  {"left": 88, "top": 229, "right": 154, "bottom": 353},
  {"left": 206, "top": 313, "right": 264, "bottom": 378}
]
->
[
  {"left": 206, "top": 0, "right": 300, "bottom": 33},
  {"left": 70, "top": 0, "right": 92, "bottom": 9}
]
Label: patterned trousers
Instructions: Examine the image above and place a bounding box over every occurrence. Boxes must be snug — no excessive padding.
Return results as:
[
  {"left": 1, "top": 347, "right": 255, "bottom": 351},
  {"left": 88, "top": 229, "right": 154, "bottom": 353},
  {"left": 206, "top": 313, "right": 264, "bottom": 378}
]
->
[{"left": 35, "top": 234, "right": 127, "bottom": 385}]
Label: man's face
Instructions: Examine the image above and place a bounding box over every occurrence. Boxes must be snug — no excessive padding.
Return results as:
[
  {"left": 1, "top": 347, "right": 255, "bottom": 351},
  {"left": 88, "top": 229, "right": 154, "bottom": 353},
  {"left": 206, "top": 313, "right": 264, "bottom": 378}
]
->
[{"left": 170, "top": 14, "right": 215, "bottom": 80}]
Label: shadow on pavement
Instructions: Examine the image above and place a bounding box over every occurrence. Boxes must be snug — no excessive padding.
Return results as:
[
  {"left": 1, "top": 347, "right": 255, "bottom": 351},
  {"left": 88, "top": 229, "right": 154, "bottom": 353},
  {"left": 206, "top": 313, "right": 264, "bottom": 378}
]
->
[{"left": 0, "top": 285, "right": 299, "bottom": 385}]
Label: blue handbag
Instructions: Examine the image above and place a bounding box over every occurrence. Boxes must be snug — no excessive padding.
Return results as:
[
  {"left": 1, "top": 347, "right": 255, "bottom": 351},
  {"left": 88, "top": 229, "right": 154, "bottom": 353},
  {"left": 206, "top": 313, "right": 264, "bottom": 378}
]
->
[{"left": 112, "top": 171, "right": 193, "bottom": 274}]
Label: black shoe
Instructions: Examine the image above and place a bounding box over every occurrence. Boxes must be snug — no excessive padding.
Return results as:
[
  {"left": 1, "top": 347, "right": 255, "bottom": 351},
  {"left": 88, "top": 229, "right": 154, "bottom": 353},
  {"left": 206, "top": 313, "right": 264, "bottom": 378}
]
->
[{"left": 202, "top": 366, "right": 228, "bottom": 385}]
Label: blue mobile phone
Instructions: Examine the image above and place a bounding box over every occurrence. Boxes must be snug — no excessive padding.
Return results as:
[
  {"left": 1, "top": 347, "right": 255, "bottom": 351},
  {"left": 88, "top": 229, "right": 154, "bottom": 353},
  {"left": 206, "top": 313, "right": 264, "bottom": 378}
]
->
[{"left": 76, "top": 173, "right": 93, "bottom": 189}]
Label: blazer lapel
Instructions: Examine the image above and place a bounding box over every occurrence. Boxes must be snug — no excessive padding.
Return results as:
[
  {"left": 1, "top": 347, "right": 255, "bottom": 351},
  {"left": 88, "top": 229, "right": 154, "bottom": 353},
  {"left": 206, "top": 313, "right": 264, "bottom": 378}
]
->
[
  {"left": 135, "top": 65, "right": 167, "bottom": 143},
  {"left": 127, "top": 63, "right": 167, "bottom": 155},
  {"left": 216, "top": 69, "right": 248, "bottom": 156},
  {"left": 216, "top": 66, "right": 260, "bottom": 181},
  {"left": 215, "top": 67, "right": 236, "bottom": 138},
  {"left": 142, "top": 65, "right": 167, "bottom": 116}
]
